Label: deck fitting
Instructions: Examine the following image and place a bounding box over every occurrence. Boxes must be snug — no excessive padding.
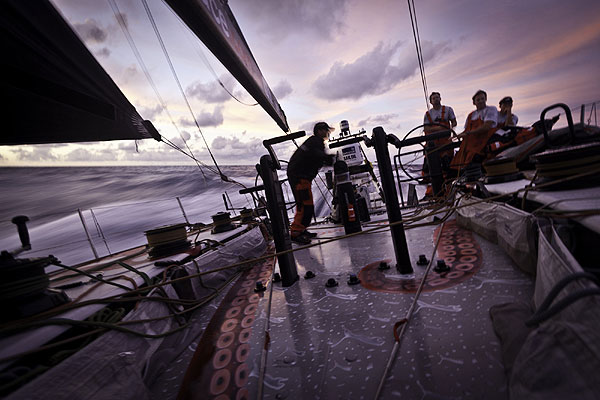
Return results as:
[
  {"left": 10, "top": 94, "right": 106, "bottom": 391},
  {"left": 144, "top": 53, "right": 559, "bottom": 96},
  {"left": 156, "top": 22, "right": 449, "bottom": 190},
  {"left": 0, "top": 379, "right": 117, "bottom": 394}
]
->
[
  {"left": 254, "top": 281, "right": 267, "bottom": 292},
  {"left": 325, "top": 278, "right": 338, "bottom": 287},
  {"left": 378, "top": 261, "right": 390, "bottom": 270},
  {"left": 347, "top": 274, "right": 361, "bottom": 285},
  {"left": 417, "top": 254, "right": 429, "bottom": 266},
  {"left": 304, "top": 271, "right": 316, "bottom": 279},
  {"left": 434, "top": 259, "right": 451, "bottom": 273}
]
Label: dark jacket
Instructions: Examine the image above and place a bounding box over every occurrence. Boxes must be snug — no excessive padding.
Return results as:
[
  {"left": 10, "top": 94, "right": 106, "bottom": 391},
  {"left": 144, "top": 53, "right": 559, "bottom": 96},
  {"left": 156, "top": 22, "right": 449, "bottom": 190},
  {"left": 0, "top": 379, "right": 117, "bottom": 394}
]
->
[{"left": 287, "top": 135, "right": 332, "bottom": 180}]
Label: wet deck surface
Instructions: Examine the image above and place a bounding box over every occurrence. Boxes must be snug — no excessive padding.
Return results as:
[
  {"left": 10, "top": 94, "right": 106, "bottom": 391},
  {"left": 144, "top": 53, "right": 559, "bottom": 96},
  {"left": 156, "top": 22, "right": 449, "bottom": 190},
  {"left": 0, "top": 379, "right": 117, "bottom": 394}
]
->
[{"left": 245, "top": 216, "right": 534, "bottom": 399}]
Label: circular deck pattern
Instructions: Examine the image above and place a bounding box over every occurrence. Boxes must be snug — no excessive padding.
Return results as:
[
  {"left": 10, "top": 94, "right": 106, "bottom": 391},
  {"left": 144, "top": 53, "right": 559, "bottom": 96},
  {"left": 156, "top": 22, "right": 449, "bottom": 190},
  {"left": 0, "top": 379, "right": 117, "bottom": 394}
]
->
[
  {"left": 358, "top": 220, "right": 482, "bottom": 293},
  {"left": 177, "top": 251, "right": 275, "bottom": 400}
]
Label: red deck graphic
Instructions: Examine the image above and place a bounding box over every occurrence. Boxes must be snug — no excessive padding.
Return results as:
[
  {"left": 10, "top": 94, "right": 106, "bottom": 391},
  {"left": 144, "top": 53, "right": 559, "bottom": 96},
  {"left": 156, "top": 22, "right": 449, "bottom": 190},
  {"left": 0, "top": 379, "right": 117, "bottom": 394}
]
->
[
  {"left": 358, "top": 220, "right": 482, "bottom": 293},
  {"left": 177, "top": 253, "right": 275, "bottom": 400}
]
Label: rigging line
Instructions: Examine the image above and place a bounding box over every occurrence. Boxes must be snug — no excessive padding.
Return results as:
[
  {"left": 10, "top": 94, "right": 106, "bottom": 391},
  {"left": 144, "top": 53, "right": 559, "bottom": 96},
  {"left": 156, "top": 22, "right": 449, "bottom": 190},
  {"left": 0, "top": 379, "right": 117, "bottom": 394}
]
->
[
  {"left": 140, "top": 0, "right": 229, "bottom": 183},
  {"left": 587, "top": 101, "right": 597, "bottom": 125},
  {"left": 256, "top": 254, "right": 277, "bottom": 400},
  {"left": 139, "top": 0, "right": 210, "bottom": 178},
  {"left": 407, "top": 0, "right": 429, "bottom": 110},
  {"left": 411, "top": 0, "right": 428, "bottom": 100},
  {"left": 407, "top": 0, "right": 425, "bottom": 101},
  {"left": 163, "top": 0, "right": 259, "bottom": 107},
  {"left": 410, "top": 0, "right": 428, "bottom": 110},
  {"left": 90, "top": 208, "right": 111, "bottom": 255},
  {"left": 161, "top": 137, "right": 248, "bottom": 189},
  {"left": 314, "top": 174, "right": 333, "bottom": 211},
  {"left": 107, "top": 0, "right": 207, "bottom": 181},
  {"left": 173, "top": 13, "right": 259, "bottom": 107},
  {"left": 374, "top": 221, "right": 445, "bottom": 399},
  {"left": 161, "top": 136, "right": 216, "bottom": 173}
]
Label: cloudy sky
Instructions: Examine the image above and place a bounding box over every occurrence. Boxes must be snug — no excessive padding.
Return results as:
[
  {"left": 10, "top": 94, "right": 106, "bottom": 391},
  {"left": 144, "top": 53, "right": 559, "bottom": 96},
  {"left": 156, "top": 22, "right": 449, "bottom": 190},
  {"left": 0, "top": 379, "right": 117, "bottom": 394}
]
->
[{"left": 2, "top": 0, "right": 599, "bottom": 166}]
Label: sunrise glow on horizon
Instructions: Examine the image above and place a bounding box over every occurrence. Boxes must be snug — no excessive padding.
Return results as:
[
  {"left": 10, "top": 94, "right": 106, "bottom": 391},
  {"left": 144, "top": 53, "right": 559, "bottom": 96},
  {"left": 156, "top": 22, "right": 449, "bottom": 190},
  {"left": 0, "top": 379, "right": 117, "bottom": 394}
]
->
[{"left": 2, "top": 0, "right": 599, "bottom": 166}]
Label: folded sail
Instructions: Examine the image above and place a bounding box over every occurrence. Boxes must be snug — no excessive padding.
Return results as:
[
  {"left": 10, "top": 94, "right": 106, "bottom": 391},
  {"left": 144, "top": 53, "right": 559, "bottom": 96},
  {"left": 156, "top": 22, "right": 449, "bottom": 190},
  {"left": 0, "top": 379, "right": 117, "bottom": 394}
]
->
[
  {"left": 0, "top": 0, "right": 160, "bottom": 145},
  {"left": 165, "top": 0, "right": 289, "bottom": 132}
]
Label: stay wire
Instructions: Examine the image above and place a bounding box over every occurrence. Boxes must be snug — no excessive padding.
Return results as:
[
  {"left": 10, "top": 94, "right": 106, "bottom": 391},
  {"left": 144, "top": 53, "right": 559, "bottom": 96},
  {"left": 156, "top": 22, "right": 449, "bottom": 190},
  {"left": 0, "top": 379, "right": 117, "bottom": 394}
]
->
[
  {"left": 374, "top": 220, "right": 445, "bottom": 399},
  {"left": 107, "top": 0, "right": 207, "bottom": 181},
  {"left": 407, "top": 0, "right": 429, "bottom": 110},
  {"left": 170, "top": 9, "right": 259, "bottom": 107},
  {"left": 141, "top": 0, "right": 228, "bottom": 183},
  {"left": 412, "top": 0, "right": 428, "bottom": 100},
  {"left": 160, "top": 136, "right": 248, "bottom": 189},
  {"left": 90, "top": 208, "right": 111, "bottom": 255},
  {"left": 161, "top": 136, "right": 219, "bottom": 175}
]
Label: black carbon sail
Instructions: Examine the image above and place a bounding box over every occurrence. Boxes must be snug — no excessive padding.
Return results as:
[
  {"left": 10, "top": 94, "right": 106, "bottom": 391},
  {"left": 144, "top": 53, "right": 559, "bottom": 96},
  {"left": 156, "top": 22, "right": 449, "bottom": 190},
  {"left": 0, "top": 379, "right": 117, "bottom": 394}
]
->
[
  {"left": 0, "top": 0, "right": 160, "bottom": 145},
  {"left": 164, "top": 0, "right": 289, "bottom": 132}
]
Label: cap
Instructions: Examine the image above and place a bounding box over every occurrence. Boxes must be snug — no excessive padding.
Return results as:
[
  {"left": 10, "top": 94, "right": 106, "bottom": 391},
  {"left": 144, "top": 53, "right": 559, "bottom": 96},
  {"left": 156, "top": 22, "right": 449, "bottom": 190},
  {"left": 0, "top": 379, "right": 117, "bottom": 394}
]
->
[
  {"left": 499, "top": 96, "right": 513, "bottom": 105},
  {"left": 313, "top": 122, "right": 335, "bottom": 134}
]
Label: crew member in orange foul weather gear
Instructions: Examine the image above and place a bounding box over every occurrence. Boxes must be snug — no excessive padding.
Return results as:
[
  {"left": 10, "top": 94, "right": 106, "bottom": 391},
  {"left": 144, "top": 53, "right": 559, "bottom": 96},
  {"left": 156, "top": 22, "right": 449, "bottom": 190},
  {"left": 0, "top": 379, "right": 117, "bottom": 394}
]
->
[
  {"left": 287, "top": 122, "right": 336, "bottom": 245},
  {"left": 451, "top": 90, "right": 498, "bottom": 170},
  {"left": 422, "top": 92, "right": 457, "bottom": 197}
]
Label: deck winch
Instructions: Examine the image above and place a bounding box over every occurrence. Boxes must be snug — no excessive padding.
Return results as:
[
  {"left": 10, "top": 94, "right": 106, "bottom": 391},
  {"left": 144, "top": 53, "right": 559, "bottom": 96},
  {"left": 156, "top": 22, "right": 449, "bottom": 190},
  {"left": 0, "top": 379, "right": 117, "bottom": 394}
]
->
[
  {"left": 483, "top": 157, "right": 522, "bottom": 184},
  {"left": 531, "top": 142, "right": 600, "bottom": 190},
  {"left": 0, "top": 252, "right": 69, "bottom": 322},
  {"left": 144, "top": 223, "right": 190, "bottom": 258},
  {"left": 530, "top": 103, "right": 600, "bottom": 190},
  {"left": 239, "top": 208, "right": 255, "bottom": 223},
  {"left": 211, "top": 212, "right": 236, "bottom": 233}
]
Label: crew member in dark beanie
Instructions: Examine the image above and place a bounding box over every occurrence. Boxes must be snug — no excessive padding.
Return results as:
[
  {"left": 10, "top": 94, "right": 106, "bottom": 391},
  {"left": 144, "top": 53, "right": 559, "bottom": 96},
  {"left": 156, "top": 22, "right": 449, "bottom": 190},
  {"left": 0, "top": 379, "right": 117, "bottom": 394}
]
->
[{"left": 287, "top": 122, "right": 335, "bottom": 244}]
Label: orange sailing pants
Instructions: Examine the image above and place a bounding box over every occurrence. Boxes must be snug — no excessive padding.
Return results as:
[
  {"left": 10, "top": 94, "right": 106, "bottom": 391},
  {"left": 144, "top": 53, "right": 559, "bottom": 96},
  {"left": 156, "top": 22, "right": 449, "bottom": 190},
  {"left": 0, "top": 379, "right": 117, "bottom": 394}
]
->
[{"left": 289, "top": 178, "right": 314, "bottom": 236}]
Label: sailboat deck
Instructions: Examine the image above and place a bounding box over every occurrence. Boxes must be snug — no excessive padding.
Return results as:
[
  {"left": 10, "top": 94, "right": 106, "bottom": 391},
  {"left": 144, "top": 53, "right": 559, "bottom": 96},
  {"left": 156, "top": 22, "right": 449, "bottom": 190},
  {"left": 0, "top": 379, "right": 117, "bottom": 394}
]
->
[
  {"left": 166, "top": 213, "right": 534, "bottom": 400},
  {"left": 248, "top": 218, "right": 533, "bottom": 399}
]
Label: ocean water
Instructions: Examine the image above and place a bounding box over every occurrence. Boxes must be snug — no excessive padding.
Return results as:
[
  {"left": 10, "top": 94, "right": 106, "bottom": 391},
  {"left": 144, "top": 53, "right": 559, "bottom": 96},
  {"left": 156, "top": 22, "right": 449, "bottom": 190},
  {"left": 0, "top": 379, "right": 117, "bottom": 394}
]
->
[
  {"left": 0, "top": 165, "right": 331, "bottom": 265},
  {"left": 0, "top": 165, "right": 422, "bottom": 266}
]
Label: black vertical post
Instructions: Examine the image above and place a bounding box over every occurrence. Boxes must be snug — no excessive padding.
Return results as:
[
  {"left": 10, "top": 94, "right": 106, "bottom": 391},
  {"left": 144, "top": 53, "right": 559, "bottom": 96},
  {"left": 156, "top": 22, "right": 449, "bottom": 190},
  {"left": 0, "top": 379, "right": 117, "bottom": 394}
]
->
[
  {"left": 11, "top": 215, "right": 31, "bottom": 250},
  {"left": 426, "top": 141, "right": 444, "bottom": 197},
  {"left": 258, "top": 155, "right": 298, "bottom": 286},
  {"left": 334, "top": 160, "right": 362, "bottom": 235},
  {"left": 370, "top": 127, "right": 413, "bottom": 274}
]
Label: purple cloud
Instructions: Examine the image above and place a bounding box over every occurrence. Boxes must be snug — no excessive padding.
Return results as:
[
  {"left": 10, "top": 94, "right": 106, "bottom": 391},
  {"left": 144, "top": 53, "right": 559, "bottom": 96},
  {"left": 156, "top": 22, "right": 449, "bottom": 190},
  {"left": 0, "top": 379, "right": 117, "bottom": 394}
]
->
[
  {"left": 273, "top": 80, "right": 293, "bottom": 99},
  {"left": 313, "top": 40, "right": 450, "bottom": 100},
  {"left": 73, "top": 19, "right": 107, "bottom": 43},
  {"left": 186, "top": 75, "right": 237, "bottom": 104}
]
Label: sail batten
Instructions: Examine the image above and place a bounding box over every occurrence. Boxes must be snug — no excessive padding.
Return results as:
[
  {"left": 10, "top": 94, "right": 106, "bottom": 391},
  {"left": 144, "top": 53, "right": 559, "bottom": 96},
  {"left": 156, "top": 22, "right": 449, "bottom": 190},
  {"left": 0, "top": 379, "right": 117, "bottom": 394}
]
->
[{"left": 164, "top": 0, "right": 289, "bottom": 132}]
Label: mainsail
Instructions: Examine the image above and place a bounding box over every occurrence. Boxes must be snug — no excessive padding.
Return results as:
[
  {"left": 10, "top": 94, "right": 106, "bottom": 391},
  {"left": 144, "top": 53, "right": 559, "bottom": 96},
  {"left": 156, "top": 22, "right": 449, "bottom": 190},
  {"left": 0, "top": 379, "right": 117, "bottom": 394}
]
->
[
  {"left": 165, "top": 0, "right": 290, "bottom": 132},
  {"left": 0, "top": 0, "right": 160, "bottom": 145}
]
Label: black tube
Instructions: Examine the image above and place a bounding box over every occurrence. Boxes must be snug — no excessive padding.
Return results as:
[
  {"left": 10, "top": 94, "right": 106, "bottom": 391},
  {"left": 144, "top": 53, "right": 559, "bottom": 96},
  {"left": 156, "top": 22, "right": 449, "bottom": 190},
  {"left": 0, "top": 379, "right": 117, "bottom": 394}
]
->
[
  {"left": 239, "top": 185, "right": 265, "bottom": 194},
  {"left": 258, "top": 155, "right": 298, "bottom": 286},
  {"left": 11, "top": 215, "right": 31, "bottom": 249},
  {"left": 263, "top": 130, "right": 306, "bottom": 146},
  {"left": 369, "top": 127, "right": 413, "bottom": 274},
  {"left": 328, "top": 135, "right": 366, "bottom": 149}
]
